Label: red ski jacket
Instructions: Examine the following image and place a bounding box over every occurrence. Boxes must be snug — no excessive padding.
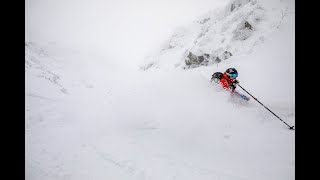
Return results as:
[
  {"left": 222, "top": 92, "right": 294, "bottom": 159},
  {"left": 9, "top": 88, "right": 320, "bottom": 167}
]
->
[{"left": 220, "top": 72, "right": 238, "bottom": 92}]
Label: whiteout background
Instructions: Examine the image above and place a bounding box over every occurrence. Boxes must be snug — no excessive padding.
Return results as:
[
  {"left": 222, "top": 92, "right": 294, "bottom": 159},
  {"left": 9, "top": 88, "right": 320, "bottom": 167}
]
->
[{"left": 25, "top": 0, "right": 295, "bottom": 179}]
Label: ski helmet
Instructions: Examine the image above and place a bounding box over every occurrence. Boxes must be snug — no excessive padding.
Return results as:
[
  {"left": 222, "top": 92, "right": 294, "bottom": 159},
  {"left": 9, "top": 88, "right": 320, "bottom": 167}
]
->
[{"left": 225, "top": 68, "right": 238, "bottom": 79}]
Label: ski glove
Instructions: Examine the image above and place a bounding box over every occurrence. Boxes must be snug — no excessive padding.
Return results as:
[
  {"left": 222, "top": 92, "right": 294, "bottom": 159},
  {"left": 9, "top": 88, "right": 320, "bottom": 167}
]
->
[
  {"left": 230, "top": 80, "right": 239, "bottom": 90},
  {"left": 233, "top": 80, "right": 239, "bottom": 86}
]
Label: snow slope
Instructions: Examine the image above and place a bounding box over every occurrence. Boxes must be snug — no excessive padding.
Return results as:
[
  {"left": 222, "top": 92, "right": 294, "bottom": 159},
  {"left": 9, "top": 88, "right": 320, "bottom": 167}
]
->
[{"left": 25, "top": 0, "right": 295, "bottom": 179}]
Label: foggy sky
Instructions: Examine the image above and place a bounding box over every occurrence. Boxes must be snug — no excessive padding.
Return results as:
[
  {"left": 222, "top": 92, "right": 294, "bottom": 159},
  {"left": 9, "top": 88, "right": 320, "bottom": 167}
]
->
[{"left": 25, "top": 0, "right": 227, "bottom": 66}]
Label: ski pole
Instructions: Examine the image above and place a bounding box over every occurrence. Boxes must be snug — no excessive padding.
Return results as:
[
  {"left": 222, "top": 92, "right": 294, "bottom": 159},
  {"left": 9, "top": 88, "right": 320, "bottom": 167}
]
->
[{"left": 237, "top": 84, "right": 294, "bottom": 130}]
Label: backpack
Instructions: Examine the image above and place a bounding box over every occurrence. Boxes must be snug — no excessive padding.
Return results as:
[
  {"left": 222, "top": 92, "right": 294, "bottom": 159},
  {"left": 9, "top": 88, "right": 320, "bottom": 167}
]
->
[{"left": 211, "top": 72, "right": 223, "bottom": 83}]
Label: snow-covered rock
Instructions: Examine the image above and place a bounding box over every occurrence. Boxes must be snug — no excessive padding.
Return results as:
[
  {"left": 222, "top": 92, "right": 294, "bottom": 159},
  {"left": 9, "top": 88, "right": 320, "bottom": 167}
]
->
[{"left": 142, "top": 0, "right": 293, "bottom": 70}]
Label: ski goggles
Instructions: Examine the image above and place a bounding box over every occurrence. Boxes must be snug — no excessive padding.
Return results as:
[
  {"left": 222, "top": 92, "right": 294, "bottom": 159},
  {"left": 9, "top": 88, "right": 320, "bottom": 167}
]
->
[{"left": 231, "top": 73, "right": 238, "bottom": 78}]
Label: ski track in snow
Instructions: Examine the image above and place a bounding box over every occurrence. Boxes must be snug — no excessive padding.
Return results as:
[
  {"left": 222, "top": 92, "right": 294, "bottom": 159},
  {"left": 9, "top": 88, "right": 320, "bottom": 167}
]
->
[{"left": 92, "top": 144, "right": 251, "bottom": 180}]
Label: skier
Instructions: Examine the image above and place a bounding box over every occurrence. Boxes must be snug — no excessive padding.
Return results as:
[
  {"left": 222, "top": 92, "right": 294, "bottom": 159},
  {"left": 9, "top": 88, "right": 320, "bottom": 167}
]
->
[
  {"left": 211, "top": 68, "right": 249, "bottom": 101},
  {"left": 211, "top": 68, "right": 239, "bottom": 91}
]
